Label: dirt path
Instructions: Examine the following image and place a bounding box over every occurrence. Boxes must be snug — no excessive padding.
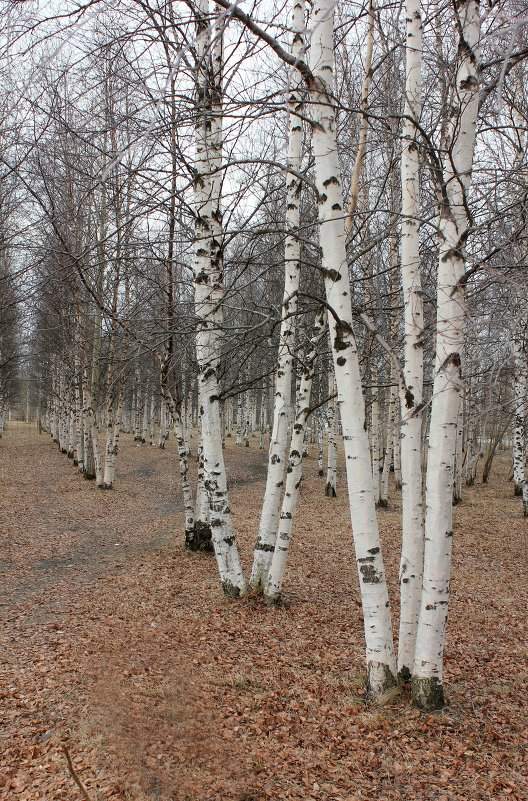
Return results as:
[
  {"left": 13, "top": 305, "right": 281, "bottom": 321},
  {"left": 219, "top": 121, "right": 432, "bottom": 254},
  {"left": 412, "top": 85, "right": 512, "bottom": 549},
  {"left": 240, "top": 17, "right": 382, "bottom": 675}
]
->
[
  {"left": 0, "top": 424, "right": 266, "bottom": 799},
  {"left": 1, "top": 424, "right": 527, "bottom": 801}
]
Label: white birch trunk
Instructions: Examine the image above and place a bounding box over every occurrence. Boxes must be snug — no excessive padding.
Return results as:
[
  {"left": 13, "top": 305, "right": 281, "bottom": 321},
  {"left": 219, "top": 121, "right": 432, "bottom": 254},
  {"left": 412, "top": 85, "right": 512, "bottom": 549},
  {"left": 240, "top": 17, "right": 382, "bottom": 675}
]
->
[
  {"left": 511, "top": 327, "right": 527, "bottom": 497},
  {"left": 370, "top": 342, "right": 381, "bottom": 504},
  {"left": 325, "top": 371, "right": 337, "bottom": 497},
  {"left": 175, "top": 413, "right": 197, "bottom": 547},
  {"left": 317, "top": 416, "right": 324, "bottom": 476},
  {"left": 250, "top": 0, "right": 305, "bottom": 588},
  {"left": 236, "top": 392, "right": 243, "bottom": 445},
  {"left": 74, "top": 352, "right": 84, "bottom": 471},
  {"left": 82, "top": 363, "right": 103, "bottom": 486},
  {"left": 160, "top": 379, "right": 201, "bottom": 550},
  {"left": 141, "top": 395, "right": 149, "bottom": 443},
  {"left": 412, "top": 0, "right": 480, "bottom": 709},
  {"left": 194, "top": 436, "right": 211, "bottom": 540},
  {"left": 193, "top": 0, "right": 245, "bottom": 595},
  {"left": 265, "top": 310, "right": 327, "bottom": 603},
  {"left": 309, "top": 0, "right": 397, "bottom": 696},
  {"left": 302, "top": 427, "right": 309, "bottom": 458},
  {"left": 133, "top": 368, "right": 142, "bottom": 442},
  {"left": 379, "top": 392, "right": 395, "bottom": 508},
  {"left": 67, "top": 399, "right": 76, "bottom": 459},
  {"left": 243, "top": 392, "right": 251, "bottom": 447},
  {"left": 453, "top": 402, "right": 464, "bottom": 504},
  {"left": 149, "top": 395, "right": 156, "bottom": 446},
  {"left": 159, "top": 397, "right": 168, "bottom": 448},
  {"left": 398, "top": 0, "right": 426, "bottom": 677},
  {"left": 102, "top": 371, "right": 125, "bottom": 490}
]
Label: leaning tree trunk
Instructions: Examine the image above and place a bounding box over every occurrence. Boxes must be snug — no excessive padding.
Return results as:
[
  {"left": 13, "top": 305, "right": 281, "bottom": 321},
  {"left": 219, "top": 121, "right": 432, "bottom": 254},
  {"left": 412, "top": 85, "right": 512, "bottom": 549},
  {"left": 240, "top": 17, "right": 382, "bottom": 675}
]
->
[
  {"left": 308, "top": 0, "right": 397, "bottom": 698},
  {"left": 250, "top": 0, "right": 305, "bottom": 589},
  {"left": 412, "top": 0, "right": 480, "bottom": 710}
]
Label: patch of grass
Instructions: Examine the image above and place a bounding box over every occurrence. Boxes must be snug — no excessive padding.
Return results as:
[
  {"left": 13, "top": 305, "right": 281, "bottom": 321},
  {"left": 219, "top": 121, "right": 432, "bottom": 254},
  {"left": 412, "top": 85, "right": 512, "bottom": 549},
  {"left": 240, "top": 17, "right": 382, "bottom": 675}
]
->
[{"left": 212, "top": 671, "right": 268, "bottom": 693}]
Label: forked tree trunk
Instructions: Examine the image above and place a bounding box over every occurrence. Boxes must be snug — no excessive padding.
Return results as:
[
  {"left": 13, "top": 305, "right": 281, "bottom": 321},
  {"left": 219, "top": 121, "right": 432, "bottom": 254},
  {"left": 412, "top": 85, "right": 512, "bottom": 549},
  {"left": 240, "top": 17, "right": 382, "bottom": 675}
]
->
[
  {"left": 250, "top": 0, "right": 305, "bottom": 589},
  {"left": 265, "top": 310, "right": 327, "bottom": 604},
  {"left": 308, "top": 0, "right": 397, "bottom": 697}
]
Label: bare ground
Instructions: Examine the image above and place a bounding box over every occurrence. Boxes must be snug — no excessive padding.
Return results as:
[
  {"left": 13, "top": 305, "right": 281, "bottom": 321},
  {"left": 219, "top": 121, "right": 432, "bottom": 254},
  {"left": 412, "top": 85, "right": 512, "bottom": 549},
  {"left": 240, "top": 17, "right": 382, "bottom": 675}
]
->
[{"left": 1, "top": 422, "right": 527, "bottom": 801}]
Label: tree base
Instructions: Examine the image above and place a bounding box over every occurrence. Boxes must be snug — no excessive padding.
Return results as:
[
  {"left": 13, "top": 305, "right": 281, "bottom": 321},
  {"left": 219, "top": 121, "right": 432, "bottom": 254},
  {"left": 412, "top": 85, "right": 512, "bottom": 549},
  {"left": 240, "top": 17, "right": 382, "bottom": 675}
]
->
[
  {"left": 185, "top": 521, "right": 214, "bottom": 553},
  {"left": 97, "top": 483, "right": 113, "bottom": 490},
  {"left": 514, "top": 484, "right": 523, "bottom": 497},
  {"left": 367, "top": 661, "right": 398, "bottom": 700},
  {"left": 411, "top": 676, "right": 445, "bottom": 710},
  {"left": 221, "top": 579, "right": 244, "bottom": 598},
  {"left": 264, "top": 590, "right": 282, "bottom": 606},
  {"left": 377, "top": 498, "right": 388, "bottom": 509},
  {"left": 83, "top": 470, "right": 96, "bottom": 481},
  {"left": 398, "top": 665, "right": 412, "bottom": 684},
  {"left": 325, "top": 483, "right": 336, "bottom": 497}
]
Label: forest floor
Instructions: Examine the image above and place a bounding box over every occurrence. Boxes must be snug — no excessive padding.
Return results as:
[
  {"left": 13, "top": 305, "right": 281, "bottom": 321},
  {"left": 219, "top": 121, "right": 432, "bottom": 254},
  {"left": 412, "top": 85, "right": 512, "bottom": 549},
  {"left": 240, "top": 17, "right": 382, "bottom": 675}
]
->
[{"left": 1, "top": 422, "right": 527, "bottom": 801}]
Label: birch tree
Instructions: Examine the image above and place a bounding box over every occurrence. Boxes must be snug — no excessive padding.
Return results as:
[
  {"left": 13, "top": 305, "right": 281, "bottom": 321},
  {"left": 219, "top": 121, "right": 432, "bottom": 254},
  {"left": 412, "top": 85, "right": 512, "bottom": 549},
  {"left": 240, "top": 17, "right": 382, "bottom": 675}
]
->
[
  {"left": 308, "top": 0, "right": 397, "bottom": 697},
  {"left": 250, "top": 0, "right": 306, "bottom": 589},
  {"left": 412, "top": 0, "right": 480, "bottom": 710},
  {"left": 264, "top": 308, "right": 327, "bottom": 603},
  {"left": 193, "top": 0, "right": 246, "bottom": 596},
  {"left": 397, "top": 0, "right": 425, "bottom": 682},
  {"left": 511, "top": 309, "right": 527, "bottom": 499}
]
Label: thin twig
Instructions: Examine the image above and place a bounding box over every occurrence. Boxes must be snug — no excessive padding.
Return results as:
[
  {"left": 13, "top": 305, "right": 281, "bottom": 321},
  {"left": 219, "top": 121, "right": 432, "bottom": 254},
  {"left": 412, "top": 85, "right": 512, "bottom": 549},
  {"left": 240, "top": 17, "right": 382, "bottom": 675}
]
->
[{"left": 61, "top": 743, "right": 92, "bottom": 801}]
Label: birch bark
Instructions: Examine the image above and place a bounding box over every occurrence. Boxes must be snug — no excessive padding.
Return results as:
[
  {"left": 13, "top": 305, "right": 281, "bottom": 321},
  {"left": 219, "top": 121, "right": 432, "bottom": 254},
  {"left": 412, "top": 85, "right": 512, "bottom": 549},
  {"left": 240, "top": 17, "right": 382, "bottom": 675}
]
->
[
  {"left": 250, "top": 0, "right": 305, "bottom": 588},
  {"left": 511, "top": 321, "right": 527, "bottom": 497},
  {"left": 397, "top": 0, "right": 425, "bottom": 681},
  {"left": 412, "top": 0, "right": 480, "bottom": 710},
  {"left": 265, "top": 309, "right": 327, "bottom": 603},
  {"left": 193, "top": 0, "right": 245, "bottom": 595},
  {"left": 309, "top": 0, "right": 397, "bottom": 696},
  {"left": 325, "top": 371, "right": 337, "bottom": 497}
]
